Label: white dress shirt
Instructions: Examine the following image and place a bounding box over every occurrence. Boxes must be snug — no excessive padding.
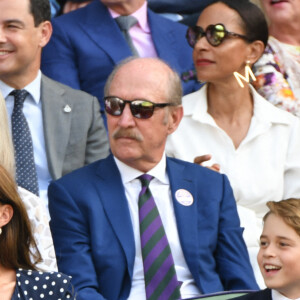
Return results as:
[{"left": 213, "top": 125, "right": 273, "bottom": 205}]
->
[
  {"left": 272, "top": 289, "right": 300, "bottom": 300},
  {"left": 0, "top": 71, "right": 52, "bottom": 211},
  {"left": 166, "top": 84, "right": 300, "bottom": 288},
  {"left": 114, "top": 154, "right": 201, "bottom": 299}
]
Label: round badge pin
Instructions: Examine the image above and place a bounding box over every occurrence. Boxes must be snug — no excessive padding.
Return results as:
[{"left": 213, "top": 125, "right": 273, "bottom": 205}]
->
[{"left": 175, "top": 189, "right": 193, "bottom": 206}]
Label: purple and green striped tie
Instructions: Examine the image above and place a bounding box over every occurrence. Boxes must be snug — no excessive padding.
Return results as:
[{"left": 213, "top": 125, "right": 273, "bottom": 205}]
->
[{"left": 138, "top": 174, "right": 181, "bottom": 300}]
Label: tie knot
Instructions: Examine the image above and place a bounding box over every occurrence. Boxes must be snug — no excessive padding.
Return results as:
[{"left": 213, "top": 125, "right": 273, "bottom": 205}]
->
[
  {"left": 115, "top": 15, "right": 138, "bottom": 31},
  {"left": 11, "top": 89, "right": 29, "bottom": 108},
  {"left": 139, "top": 174, "right": 154, "bottom": 187}
]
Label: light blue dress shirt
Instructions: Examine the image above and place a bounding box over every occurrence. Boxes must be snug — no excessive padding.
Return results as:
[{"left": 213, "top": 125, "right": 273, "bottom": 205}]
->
[{"left": 0, "top": 71, "right": 52, "bottom": 211}]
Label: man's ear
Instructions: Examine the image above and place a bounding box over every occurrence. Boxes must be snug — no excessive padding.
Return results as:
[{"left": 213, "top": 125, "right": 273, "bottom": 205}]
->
[
  {"left": 0, "top": 204, "right": 14, "bottom": 228},
  {"left": 246, "top": 40, "right": 265, "bottom": 65},
  {"left": 167, "top": 105, "right": 183, "bottom": 135},
  {"left": 38, "top": 20, "right": 53, "bottom": 48}
]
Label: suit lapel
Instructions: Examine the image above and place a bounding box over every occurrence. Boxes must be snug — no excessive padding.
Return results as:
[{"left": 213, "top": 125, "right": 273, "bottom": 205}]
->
[
  {"left": 148, "top": 10, "right": 176, "bottom": 63},
  {"left": 166, "top": 158, "right": 199, "bottom": 282},
  {"left": 96, "top": 155, "right": 136, "bottom": 278},
  {"left": 41, "top": 75, "right": 72, "bottom": 179},
  {"left": 78, "top": 1, "right": 132, "bottom": 63}
]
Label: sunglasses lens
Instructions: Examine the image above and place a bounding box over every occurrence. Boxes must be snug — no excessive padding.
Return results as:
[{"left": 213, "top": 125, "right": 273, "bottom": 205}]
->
[
  {"left": 105, "top": 97, "right": 124, "bottom": 116},
  {"left": 207, "top": 24, "right": 226, "bottom": 46},
  {"left": 131, "top": 100, "right": 154, "bottom": 119}
]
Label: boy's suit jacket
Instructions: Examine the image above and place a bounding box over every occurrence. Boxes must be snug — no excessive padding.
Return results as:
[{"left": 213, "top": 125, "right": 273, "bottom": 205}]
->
[
  {"left": 41, "top": 74, "right": 109, "bottom": 179},
  {"left": 48, "top": 155, "right": 258, "bottom": 300},
  {"left": 234, "top": 288, "right": 272, "bottom": 300},
  {"left": 41, "top": 0, "right": 200, "bottom": 113}
]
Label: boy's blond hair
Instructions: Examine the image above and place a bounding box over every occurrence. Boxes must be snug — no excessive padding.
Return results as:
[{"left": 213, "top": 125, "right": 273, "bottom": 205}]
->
[{"left": 264, "top": 199, "right": 300, "bottom": 237}]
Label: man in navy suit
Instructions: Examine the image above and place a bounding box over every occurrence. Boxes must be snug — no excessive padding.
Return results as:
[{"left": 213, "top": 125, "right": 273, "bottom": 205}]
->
[
  {"left": 41, "top": 0, "right": 199, "bottom": 123},
  {"left": 48, "top": 57, "right": 258, "bottom": 300}
]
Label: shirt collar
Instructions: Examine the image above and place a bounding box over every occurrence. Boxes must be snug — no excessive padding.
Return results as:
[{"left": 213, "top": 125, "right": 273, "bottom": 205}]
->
[
  {"left": 183, "top": 84, "right": 294, "bottom": 127},
  {"left": 108, "top": 2, "right": 150, "bottom": 33},
  {"left": 114, "top": 153, "right": 169, "bottom": 185},
  {"left": 0, "top": 70, "right": 42, "bottom": 104}
]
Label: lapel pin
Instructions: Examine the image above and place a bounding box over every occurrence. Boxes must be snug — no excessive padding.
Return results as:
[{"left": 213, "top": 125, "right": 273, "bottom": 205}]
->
[
  {"left": 175, "top": 189, "right": 193, "bottom": 206},
  {"left": 63, "top": 104, "right": 72, "bottom": 113}
]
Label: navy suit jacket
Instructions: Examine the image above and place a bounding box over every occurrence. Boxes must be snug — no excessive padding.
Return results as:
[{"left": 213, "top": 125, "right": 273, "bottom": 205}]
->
[
  {"left": 41, "top": 0, "right": 200, "bottom": 115},
  {"left": 234, "top": 289, "right": 272, "bottom": 300},
  {"left": 48, "top": 155, "right": 258, "bottom": 300}
]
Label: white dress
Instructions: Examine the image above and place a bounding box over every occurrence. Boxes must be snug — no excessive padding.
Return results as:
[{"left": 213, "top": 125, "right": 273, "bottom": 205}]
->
[
  {"left": 166, "top": 84, "right": 300, "bottom": 287},
  {"left": 18, "top": 187, "right": 57, "bottom": 271}
]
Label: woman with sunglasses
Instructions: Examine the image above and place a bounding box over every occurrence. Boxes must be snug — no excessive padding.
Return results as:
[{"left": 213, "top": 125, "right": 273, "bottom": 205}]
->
[
  {"left": 0, "top": 163, "right": 75, "bottom": 300},
  {"left": 166, "top": 0, "right": 300, "bottom": 287},
  {"left": 253, "top": 0, "right": 300, "bottom": 117}
]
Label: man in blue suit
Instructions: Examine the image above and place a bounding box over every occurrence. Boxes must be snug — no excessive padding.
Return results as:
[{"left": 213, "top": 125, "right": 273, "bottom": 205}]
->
[
  {"left": 48, "top": 57, "right": 258, "bottom": 300},
  {"left": 41, "top": 0, "right": 199, "bottom": 122}
]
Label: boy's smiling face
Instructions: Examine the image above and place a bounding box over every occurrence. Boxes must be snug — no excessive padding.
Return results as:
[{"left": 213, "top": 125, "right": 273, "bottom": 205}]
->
[{"left": 257, "top": 213, "right": 300, "bottom": 299}]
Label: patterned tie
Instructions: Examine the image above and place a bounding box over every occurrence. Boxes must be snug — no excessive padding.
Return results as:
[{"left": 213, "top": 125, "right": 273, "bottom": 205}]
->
[
  {"left": 115, "top": 15, "right": 139, "bottom": 57},
  {"left": 11, "top": 90, "right": 39, "bottom": 196},
  {"left": 138, "top": 174, "right": 181, "bottom": 300}
]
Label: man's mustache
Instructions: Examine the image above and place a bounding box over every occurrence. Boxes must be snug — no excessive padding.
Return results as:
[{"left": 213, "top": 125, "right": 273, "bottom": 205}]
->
[{"left": 112, "top": 128, "right": 143, "bottom": 142}]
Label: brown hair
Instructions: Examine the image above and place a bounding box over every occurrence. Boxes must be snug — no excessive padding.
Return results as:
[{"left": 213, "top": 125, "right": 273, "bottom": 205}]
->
[
  {"left": 263, "top": 198, "right": 300, "bottom": 237},
  {"left": 0, "top": 165, "right": 41, "bottom": 270}
]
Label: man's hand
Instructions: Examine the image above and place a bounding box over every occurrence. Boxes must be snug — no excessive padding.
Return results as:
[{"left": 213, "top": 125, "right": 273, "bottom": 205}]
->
[
  {"left": 194, "top": 154, "right": 220, "bottom": 172},
  {"left": 63, "top": 1, "right": 92, "bottom": 14}
]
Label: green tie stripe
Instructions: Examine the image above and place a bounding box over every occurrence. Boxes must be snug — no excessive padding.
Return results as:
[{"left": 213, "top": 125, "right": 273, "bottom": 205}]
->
[
  {"left": 138, "top": 174, "right": 181, "bottom": 300},
  {"left": 144, "top": 245, "right": 171, "bottom": 285},
  {"left": 142, "top": 227, "right": 165, "bottom": 259}
]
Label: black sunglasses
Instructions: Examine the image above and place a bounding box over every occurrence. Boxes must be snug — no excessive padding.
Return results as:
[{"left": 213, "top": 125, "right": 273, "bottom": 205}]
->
[
  {"left": 104, "top": 96, "right": 175, "bottom": 119},
  {"left": 186, "top": 23, "right": 250, "bottom": 47}
]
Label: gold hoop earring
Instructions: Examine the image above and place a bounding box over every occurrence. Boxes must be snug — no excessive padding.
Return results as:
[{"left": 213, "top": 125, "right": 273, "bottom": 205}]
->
[{"left": 233, "top": 60, "right": 256, "bottom": 88}]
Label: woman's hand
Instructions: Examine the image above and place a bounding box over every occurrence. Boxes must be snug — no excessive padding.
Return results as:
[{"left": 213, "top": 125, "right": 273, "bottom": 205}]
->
[{"left": 194, "top": 154, "right": 220, "bottom": 172}]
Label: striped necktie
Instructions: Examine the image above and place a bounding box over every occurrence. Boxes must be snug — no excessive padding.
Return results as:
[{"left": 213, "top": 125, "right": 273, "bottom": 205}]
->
[
  {"left": 138, "top": 174, "right": 181, "bottom": 300},
  {"left": 11, "top": 89, "right": 39, "bottom": 196}
]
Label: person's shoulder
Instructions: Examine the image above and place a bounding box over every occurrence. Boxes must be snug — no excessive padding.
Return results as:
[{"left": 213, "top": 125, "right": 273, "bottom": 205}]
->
[
  {"left": 147, "top": 7, "right": 188, "bottom": 32},
  {"left": 252, "top": 86, "right": 299, "bottom": 126},
  {"left": 16, "top": 268, "right": 74, "bottom": 299},
  {"left": 234, "top": 288, "right": 271, "bottom": 300},
  {"left": 41, "top": 74, "right": 96, "bottom": 101},
  {"left": 53, "top": 155, "right": 111, "bottom": 185}
]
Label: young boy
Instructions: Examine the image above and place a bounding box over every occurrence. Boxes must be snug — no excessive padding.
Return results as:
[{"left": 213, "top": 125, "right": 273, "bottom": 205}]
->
[{"left": 235, "top": 198, "right": 300, "bottom": 300}]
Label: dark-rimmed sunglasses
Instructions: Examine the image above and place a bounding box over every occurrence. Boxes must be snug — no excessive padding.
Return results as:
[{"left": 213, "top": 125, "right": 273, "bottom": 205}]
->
[
  {"left": 104, "top": 96, "right": 175, "bottom": 119},
  {"left": 186, "top": 23, "right": 250, "bottom": 47}
]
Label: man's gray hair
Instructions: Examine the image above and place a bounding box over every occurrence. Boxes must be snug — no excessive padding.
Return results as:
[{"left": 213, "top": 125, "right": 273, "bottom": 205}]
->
[{"left": 104, "top": 57, "right": 182, "bottom": 105}]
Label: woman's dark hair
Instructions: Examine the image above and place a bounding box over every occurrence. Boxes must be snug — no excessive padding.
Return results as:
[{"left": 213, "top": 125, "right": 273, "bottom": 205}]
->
[
  {"left": 208, "top": 0, "right": 269, "bottom": 47},
  {"left": 0, "top": 165, "right": 41, "bottom": 270}
]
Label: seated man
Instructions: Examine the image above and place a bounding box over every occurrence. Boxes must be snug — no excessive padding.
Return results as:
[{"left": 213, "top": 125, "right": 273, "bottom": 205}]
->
[
  {"left": 41, "top": 0, "right": 200, "bottom": 121},
  {"left": 0, "top": 0, "right": 109, "bottom": 208},
  {"left": 48, "top": 57, "right": 258, "bottom": 300}
]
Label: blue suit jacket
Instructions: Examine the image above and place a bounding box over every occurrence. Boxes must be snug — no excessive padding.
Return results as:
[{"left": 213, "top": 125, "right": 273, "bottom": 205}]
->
[
  {"left": 48, "top": 155, "right": 258, "bottom": 300},
  {"left": 41, "top": 0, "right": 200, "bottom": 114}
]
